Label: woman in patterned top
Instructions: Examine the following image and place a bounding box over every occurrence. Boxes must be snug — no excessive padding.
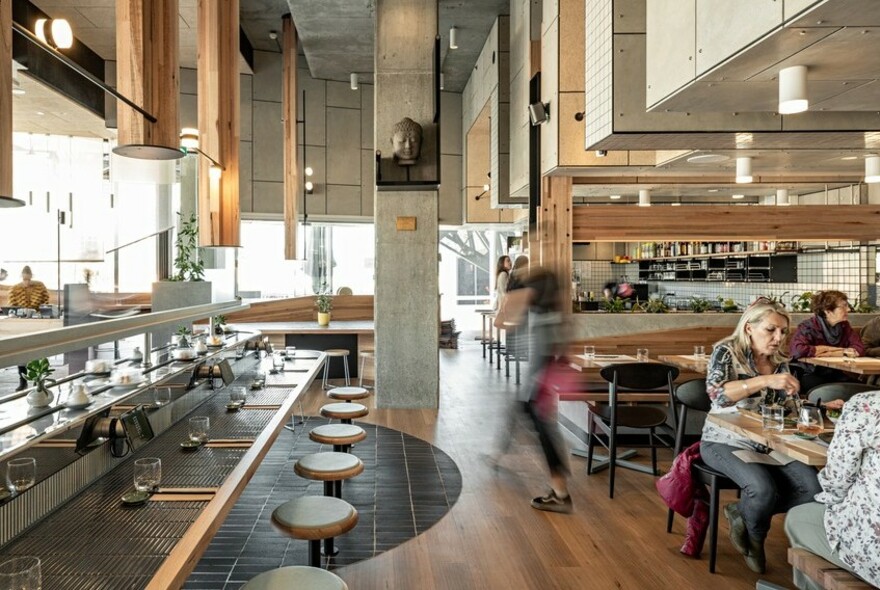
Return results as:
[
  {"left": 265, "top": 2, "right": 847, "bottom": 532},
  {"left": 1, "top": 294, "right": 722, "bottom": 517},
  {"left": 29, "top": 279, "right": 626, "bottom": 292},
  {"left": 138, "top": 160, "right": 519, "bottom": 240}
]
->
[
  {"left": 701, "top": 299, "right": 821, "bottom": 574},
  {"left": 785, "top": 392, "right": 880, "bottom": 589}
]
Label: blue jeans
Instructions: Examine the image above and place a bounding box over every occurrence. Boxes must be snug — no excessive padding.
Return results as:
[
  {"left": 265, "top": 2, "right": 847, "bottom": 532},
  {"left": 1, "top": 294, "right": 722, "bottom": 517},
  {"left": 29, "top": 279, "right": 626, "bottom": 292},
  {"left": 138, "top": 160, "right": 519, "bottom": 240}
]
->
[{"left": 701, "top": 441, "right": 821, "bottom": 540}]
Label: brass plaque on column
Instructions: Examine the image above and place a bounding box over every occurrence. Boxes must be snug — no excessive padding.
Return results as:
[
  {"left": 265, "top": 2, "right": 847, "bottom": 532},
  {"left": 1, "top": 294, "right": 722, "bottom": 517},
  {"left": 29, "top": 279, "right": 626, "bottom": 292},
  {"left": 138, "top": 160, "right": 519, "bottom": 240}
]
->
[{"left": 396, "top": 216, "right": 417, "bottom": 231}]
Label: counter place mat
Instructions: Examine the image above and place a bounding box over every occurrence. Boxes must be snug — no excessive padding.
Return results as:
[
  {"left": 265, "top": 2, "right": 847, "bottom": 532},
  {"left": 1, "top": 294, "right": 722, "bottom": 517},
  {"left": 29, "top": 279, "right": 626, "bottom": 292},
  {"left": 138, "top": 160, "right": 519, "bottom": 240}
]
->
[
  {"left": 150, "top": 492, "right": 215, "bottom": 502},
  {"left": 240, "top": 404, "right": 281, "bottom": 410}
]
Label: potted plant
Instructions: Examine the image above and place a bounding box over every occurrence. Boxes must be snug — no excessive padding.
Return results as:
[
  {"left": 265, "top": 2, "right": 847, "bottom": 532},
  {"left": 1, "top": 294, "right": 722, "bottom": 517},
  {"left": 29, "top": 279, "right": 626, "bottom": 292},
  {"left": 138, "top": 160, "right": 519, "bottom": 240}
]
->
[
  {"left": 171, "top": 212, "right": 205, "bottom": 282},
  {"left": 25, "top": 358, "right": 56, "bottom": 407},
  {"left": 643, "top": 297, "right": 669, "bottom": 313},
  {"left": 717, "top": 296, "right": 739, "bottom": 313},
  {"left": 173, "top": 325, "right": 191, "bottom": 348},
  {"left": 850, "top": 294, "right": 877, "bottom": 314},
  {"left": 601, "top": 296, "right": 627, "bottom": 313},
  {"left": 315, "top": 288, "right": 333, "bottom": 326},
  {"left": 689, "top": 296, "right": 712, "bottom": 313},
  {"left": 152, "top": 212, "right": 213, "bottom": 344},
  {"left": 790, "top": 291, "right": 813, "bottom": 312},
  {"left": 212, "top": 315, "right": 228, "bottom": 335}
]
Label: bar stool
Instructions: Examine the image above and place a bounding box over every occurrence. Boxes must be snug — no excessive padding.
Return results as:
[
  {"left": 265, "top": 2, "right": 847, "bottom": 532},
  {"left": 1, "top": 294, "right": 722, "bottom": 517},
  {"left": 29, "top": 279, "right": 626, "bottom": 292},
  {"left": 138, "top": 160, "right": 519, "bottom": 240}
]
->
[
  {"left": 320, "top": 402, "right": 368, "bottom": 425},
  {"left": 322, "top": 349, "right": 350, "bottom": 389},
  {"left": 241, "top": 566, "right": 348, "bottom": 590},
  {"left": 272, "top": 496, "right": 358, "bottom": 568},
  {"left": 327, "top": 386, "right": 370, "bottom": 402},
  {"left": 358, "top": 349, "right": 374, "bottom": 389},
  {"left": 295, "top": 451, "right": 364, "bottom": 500},
  {"left": 310, "top": 423, "right": 366, "bottom": 453}
]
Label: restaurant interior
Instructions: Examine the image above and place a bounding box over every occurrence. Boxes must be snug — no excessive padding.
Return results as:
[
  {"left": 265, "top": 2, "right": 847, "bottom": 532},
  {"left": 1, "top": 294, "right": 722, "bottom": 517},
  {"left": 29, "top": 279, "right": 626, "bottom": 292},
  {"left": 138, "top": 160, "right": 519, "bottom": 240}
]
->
[{"left": 1, "top": 0, "right": 880, "bottom": 588}]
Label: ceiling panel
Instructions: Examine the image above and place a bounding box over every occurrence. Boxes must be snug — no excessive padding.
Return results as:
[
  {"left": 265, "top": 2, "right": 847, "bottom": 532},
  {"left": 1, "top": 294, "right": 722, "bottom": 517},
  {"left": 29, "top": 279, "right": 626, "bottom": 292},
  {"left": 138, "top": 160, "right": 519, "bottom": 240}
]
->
[{"left": 12, "top": 73, "right": 114, "bottom": 139}]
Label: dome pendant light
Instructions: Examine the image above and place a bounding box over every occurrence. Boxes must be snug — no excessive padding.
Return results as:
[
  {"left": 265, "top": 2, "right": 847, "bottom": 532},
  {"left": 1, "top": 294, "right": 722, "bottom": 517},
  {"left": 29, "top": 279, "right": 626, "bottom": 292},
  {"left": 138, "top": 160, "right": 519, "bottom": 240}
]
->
[
  {"left": 638, "top": 189, "right": 651, "bottom": 207},
  {"left": 865, "top": 155, "right": 880, "bottom": 184}
]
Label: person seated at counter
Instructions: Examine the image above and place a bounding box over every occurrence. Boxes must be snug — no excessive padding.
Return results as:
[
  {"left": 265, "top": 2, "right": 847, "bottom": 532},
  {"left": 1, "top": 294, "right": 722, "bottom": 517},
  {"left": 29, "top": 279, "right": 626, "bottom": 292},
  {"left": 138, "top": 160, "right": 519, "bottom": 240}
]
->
[
  {"left": 784, "top": 392, "right": 880, "bottom": 589},
  {"left": 789, "top": 290, "right": 864, "bottom": 393},
  {"left": 702, "top": 299, "right": 820, "bottom": 574},
  {"left": 8, "top": 266, "right": 49, "bottom": 310}
]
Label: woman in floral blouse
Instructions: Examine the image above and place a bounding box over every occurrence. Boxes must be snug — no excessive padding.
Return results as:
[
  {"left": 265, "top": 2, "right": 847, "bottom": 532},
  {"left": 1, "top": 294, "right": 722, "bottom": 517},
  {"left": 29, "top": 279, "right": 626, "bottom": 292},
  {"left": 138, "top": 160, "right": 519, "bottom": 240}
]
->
[
  {"left": 701, "top": 299, "right": 821, "bottom": 574},
  {"left": 785, "top": 392, "right": 880, "bottom": 589}
]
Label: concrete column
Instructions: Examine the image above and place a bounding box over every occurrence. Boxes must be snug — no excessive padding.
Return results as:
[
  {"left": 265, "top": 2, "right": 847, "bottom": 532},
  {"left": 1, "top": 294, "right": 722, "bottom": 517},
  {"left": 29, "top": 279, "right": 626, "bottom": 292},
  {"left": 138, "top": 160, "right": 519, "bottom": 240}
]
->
[{"left": 374, "top": 0, "right": 439, "bottom": 408}]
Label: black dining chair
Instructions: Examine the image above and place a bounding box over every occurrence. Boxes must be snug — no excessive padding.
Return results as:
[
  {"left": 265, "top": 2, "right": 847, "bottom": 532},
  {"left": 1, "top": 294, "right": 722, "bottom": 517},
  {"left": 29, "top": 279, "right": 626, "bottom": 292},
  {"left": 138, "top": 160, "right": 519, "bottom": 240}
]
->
[
  {"left": 588, "top": 362, "right": 679, "bottom": 499},
  {"left": 806, "top": 382, "right": 875, "bottom": 406},
  {"left": 665, "top": 378, "right": 740, "bottom": 573}
]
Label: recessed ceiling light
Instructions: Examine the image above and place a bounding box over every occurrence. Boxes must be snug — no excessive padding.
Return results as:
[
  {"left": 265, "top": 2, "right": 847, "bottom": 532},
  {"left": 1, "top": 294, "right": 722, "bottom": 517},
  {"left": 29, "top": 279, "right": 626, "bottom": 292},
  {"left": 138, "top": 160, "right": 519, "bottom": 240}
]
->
[
  {"left": 841, "top": 156, "right": 858, "bottom": 160},
  {"left": 609, "top": 194, "right": 621, "bottom": 200},
  {"left": 686, "top": 154, "right": 730, "bottom": 164},
  {"left": 36, "top": 111, "right": 45, "bottom": 116},
  {"left": 732, "top": 194, "right": 745, "bottom": 199},
  {"left": 707, "top": 189, "right": 719, "bottom": 193}
]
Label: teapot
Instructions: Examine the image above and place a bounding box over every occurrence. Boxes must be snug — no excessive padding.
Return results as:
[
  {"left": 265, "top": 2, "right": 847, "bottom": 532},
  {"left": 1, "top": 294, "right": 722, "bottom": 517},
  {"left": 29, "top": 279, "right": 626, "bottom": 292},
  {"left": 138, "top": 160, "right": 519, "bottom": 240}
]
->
[{"left": 67, "top": 383, "right": 91, "bottom": 407}]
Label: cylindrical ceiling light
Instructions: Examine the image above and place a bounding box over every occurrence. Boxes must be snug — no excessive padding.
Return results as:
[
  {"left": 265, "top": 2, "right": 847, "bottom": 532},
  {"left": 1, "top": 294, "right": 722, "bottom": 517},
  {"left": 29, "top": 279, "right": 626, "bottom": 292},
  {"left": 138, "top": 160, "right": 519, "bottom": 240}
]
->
[
  {"left": 736, "top": 156, "right": 753, "bottom": 183},
  {"left": 180, "top": 128, "right": 199, "bottom": 149},
  {"left": 449, "top": 26, "right": 458, "bottom": 50},
  {"left": 350, "top": 73, "right": 358, "bottom": 90},
  {"left": 776, "top": 188, "right": 789, "bottom": 206},
  {"left": 638, "top": 189, "right": 651, "bottom": 207},
  {"left": 778, "top": 65, "right": 808, "bottom": 115},
  {"left": 35, "top": 18, "right": 73, "bottom": 50},
  {"left": 609, "top": 194, "right": 621, "bottom": 200},
  {"left": 732, "top": 194, "right": 745, "bottom": 200},
  {"left": 865, "top": 155, "right": 880, "bottom": 183}
]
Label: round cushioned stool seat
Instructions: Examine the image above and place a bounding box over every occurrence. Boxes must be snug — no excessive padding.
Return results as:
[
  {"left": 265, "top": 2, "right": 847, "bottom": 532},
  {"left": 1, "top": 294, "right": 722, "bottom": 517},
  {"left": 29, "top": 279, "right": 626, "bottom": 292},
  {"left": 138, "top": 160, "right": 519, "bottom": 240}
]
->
[
  {"left": 321, "top": 402, "right": 368, "bottom": 421},
  {"left": 310, "top": 424, "right": 366, "bottom": 446},
  {"left": 241, "top": 566, "right": 348, "bottom": 590},
  {"left": 328, "top": 386, "right": 370, "bottom": 401},
  {"left": 272, "top": 496, "right": 358, "bottom": 540},
  {"left": 324, "top": 349, "right": 350, "bottom": 357},
  {"left": 295, "top": 452, "right": 364, "bottom": 481}
]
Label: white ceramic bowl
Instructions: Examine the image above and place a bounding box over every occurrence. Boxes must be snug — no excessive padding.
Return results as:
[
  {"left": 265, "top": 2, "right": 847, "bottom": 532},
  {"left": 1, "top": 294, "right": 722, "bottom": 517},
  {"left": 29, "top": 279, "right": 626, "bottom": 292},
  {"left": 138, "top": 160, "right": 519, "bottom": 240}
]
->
[
  {"left": 85, "top": 359, "right": 113, "bottom": 374},
  {"left": 173, "top": 348, "right": 197, "bottom": 360}
]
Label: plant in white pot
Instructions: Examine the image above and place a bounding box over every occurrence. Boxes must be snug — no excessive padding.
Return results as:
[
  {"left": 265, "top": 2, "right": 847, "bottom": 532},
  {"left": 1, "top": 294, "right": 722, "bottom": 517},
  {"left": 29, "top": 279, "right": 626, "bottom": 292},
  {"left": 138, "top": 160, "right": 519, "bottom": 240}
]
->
[
  {"left": 25, "top": 358, "right": 56, "bottom": 407},
  {"left": 315, "top": 289, "right": 333, "bottom": 326}
]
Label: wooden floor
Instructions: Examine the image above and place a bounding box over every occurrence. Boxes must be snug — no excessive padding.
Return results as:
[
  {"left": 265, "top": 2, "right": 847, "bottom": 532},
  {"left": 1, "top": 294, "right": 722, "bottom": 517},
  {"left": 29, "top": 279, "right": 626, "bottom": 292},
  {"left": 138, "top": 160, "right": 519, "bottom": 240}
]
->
[{"left": 299, "top": 343, "right": 796, "bottom": 590}]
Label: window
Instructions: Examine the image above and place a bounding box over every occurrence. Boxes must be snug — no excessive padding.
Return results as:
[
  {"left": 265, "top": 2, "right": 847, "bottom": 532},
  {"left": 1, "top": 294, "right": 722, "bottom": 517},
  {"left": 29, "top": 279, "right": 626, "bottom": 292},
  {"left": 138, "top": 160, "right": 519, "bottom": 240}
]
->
[{"left": 239, "top": 220, "right": 375, "bottom": 297}]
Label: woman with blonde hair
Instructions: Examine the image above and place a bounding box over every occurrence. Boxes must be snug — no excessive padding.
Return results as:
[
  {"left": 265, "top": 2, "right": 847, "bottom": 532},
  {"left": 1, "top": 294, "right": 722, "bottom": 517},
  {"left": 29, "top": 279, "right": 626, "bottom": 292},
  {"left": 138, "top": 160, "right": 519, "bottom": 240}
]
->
[{"left": 701, "top": 298, "right": 820, "bottom": 573}]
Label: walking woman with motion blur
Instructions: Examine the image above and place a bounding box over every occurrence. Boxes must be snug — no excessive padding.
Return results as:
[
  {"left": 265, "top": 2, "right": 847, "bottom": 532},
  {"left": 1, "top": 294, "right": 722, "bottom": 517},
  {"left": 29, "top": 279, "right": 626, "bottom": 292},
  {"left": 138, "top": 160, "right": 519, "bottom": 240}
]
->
[{"left": 496, "top": 264, "right": 572, "bottom": 513}]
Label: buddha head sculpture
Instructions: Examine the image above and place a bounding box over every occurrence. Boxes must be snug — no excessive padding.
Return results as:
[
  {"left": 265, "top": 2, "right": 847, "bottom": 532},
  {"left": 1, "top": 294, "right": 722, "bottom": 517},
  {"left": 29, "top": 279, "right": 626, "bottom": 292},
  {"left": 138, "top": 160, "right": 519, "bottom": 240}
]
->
[{"left": 390, "top": 117, "right": 423, "bottom": 166}]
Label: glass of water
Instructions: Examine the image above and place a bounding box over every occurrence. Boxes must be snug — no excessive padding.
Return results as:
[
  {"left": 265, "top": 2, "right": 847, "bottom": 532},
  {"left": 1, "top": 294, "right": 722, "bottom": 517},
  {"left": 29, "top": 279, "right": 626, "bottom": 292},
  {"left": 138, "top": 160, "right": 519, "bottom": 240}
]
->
[
  {"left": 133, "top": 457, "right": 161, "bottom": 492},
  {"left": 153, "top": 387, "right": 172, "bottom": 407},
  {"left": 761, "top": 404, "right": 785, "bottom": 431},
  {"left": 7, "top": 457, "right": 36, "bottom": 493},
  {"left": 271, "top": 354, "right": 284, "bottom": 373},
  {"left": 230, "top": 386, "right": 247, "bottom": 405},
  {"left": 188, "top": 416, "right": 210, "bottom": 443},
  {"left": 0, "top": 556, "right": 41, "bottom": 589},
  {"left": 583, "top": 345, "right": 595, "bottom": 359},
  {"left": 693, "top": 346, "right": 705, "bottom": 358},
  {"left": 636, "top": 348, "right": 650, "bottom": 362}
]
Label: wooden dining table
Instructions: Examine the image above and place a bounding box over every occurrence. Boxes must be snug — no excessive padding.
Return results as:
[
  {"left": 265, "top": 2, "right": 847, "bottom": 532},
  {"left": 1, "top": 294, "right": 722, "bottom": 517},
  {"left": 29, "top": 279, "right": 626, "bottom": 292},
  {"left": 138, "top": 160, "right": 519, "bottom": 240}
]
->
[
  {"left": 706, "top": 410, "right": 830, "bottom": 466},
  {"left": 801, "top": 356, "right": 880, "bottom": 376},
  {"left": 658, "top": 354, "right": 709, "bottom": 375}
]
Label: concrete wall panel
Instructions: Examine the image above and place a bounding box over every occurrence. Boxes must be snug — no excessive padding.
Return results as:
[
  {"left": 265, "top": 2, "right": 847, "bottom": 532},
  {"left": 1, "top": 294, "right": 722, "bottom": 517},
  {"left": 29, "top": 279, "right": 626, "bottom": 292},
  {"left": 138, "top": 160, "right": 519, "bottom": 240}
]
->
[
  {"left": 240, "top": 74, "right": 253, "bottom": 142},
  {"left": 239, "top": 140, "right": 253, "bottom": 213},
  {"left": 646, "top": 0, "right": 696, "bottom": 108},
  {"left": 253, "top": 50, "right": 283, "bottom": 102},
  {"left": 326, "top": 107, "right": 362, "bottom": 186},
  {"left": 252, "top": 181, "right": 283, "bottom": 214},
  {"left": 326, "top": 80, "right": 360, "bottom": 109},
  {"left": 439, "top": 153, "right": 463, "bottom": 225},
  {"left": 252, "top": 100, "right": 283, "bottom": 181},
  {"left": 326, "top": 184, "right": 362, "bottom": 216}
]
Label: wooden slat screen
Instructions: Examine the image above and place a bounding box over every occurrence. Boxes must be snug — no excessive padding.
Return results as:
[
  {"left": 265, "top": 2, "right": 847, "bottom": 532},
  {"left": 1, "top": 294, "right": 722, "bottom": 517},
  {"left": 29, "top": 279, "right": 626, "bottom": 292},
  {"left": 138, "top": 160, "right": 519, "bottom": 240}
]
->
[{"left": 572, "top": 205, "right": 880, "bottom": 242}]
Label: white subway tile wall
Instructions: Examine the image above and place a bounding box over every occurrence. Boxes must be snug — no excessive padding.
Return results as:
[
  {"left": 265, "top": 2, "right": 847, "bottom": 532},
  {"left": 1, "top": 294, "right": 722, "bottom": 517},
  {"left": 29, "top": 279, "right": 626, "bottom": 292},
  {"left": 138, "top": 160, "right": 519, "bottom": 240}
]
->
[{"left": 573, "top": 250, "right": 876, "bottom": 309}]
